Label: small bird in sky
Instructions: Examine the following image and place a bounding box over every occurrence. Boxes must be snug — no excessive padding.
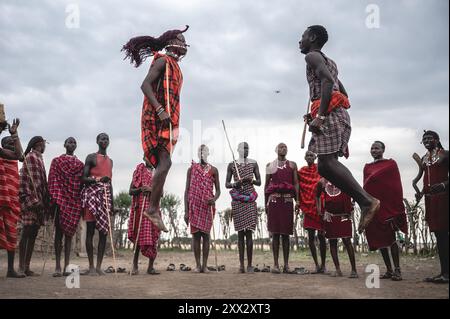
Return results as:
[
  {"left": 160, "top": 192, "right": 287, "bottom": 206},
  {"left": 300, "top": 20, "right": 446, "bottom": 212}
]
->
[{"left": 274, "top": 90, "right": 281, "bottom": 94}]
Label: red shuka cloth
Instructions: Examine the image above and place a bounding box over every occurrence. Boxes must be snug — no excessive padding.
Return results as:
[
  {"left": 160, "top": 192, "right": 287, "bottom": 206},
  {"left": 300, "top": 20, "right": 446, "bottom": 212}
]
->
[
  {"left": 188, "top": 162, "right": 215, "bottom": 234},
  {"left": 363, "top": 159, "right": 408, "bottom": 250},
  {"left": 0, "top": 158, "right": 20, "bottom": 251},
  {"left": 298, "top": 164, "right": 322, "bottom": 229},
  {"left": 310, "top": 91, "right": 350, "bottom": 118},
  {"left": 128, "top": 163, "right": 160, "bottom": 259},
  {"left": 48, "top": 155, "right": 84, "bottom": 237},
  {"left": 141, "top": 53, "right": 183, "bottom": 168}
]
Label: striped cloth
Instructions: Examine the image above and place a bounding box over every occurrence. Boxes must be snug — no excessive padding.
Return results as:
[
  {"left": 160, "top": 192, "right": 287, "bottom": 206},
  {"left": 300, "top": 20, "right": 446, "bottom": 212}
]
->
[
  {"left": 230, "top": 162, "right": 258, "bottom": 232},
  {"left": 141, "top": 52, "right": 183, "bottom": 168},
  {"left": 306, "top": 50, "right": 340, "bottom": 101},
  {"left": 81, "top": 182, "right": 112, "bottom": 235},
  {"left": 48, "top": 155, "right": 84, "bottom": 237},
  {"left": 188, "top": 162, "right": 215, "bottom": 233},
  {"left": 19, "top": 151, "right": 50, "bottom": 226},
  {"left": 128, "top": 163, "right": 160, "bottom": 259},
  {"left": 0, "top": 158, "right": 20, "bottom": 251}
]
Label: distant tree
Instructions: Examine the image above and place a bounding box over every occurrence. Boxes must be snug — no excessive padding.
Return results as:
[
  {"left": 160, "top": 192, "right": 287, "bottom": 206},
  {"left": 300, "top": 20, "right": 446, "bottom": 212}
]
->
[
  {"left": 113, "top": 191, "right": 131, "bottom": 249},
  {"left": 219, "top": 208, "right": 232, "bottom": 250},
  {"left": 160, "top": 193, "right": 182, "bottom": 248}
]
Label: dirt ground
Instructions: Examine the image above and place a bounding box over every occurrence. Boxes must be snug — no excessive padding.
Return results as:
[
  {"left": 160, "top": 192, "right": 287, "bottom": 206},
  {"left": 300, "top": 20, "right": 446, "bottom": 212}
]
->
[{"left": 0, "top": 249, "right": 448, "bottom": 299}]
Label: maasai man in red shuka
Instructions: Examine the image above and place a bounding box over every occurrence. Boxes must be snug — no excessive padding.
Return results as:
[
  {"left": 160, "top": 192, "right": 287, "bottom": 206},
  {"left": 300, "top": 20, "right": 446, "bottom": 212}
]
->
[
  {"left": 80, "top": 133, "right": 114, "bottom": 276},
  {"left": 363, "top": 141, "right": 407, "bottom": 282},
  {"left": 48, "top": 137, "right": 84, "bottom": 277},
  {"left": 316, "top": 178, "right": 358, "bottom": 278},
  {"left": 298, "top": 151, "right": 327, "bottom": 274},
  {"left": 123, "top": 25, "right": 189, "bottom": 233},
  {"left": 265, "top": 143, "right": 300, "bottom": 274},
  {"left": 128, "top": 157, "right": 161, "bottom": 275},
  {"left": 184, "top": 145, "right": 221, "bottom": 273},
  {"left": 413, "top": 131, "right": 449, "bottom": 284},
  {"left": 18, "top": 136, "right": 50, "bottom": 277},
  {"left": 0, "top": 119, "right": 26, "bottom": 278},
  {"left": 299, "top": 25, "right": 380, "bottom": 233}
]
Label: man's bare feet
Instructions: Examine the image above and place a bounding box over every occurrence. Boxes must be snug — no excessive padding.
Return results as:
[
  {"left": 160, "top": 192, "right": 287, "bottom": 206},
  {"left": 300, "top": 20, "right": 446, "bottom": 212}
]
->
[
  {"left": 6, "top": 270, "right": 26, "bottom": 278},
  {"left": 330, "top": 270, "right": 343, "bottom": 277},
  {"left": 349, "top": 271, "right": 359, "bottom": 278},
  {"left": 130, "top": 267, "right": 139, "bottom": 276},
  {"left": 81, "top": 268, "right": 98, "bottom": 276},
  {"left": 96, "top": 268, "right": 106, "bottom": 276},
  {"left": 358, "top": 198, "right": 380, "bottom": 233},
  {"left": 144, "top": 209, "right": 168, "bottom": 232},
  {"left": 193, "top": 267, "right": 202, "bottom": 273}
]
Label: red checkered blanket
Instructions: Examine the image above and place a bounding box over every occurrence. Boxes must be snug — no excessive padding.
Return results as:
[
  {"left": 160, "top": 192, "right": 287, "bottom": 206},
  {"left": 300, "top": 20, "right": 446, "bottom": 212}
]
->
[
  {"left": 128, "top": 163, "right": 160, "bottom": 259},
  {"left": 48, "top": 155, "right": 84, "bottom": 237},
  {"left": 188, "top": 162, "right": 215, "bottom": 233}
]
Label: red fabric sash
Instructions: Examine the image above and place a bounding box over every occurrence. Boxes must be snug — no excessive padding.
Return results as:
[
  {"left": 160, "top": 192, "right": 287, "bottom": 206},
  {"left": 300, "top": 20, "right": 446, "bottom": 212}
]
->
[{"left": 310, "top": 91, "right": 350, "bottom": 118}]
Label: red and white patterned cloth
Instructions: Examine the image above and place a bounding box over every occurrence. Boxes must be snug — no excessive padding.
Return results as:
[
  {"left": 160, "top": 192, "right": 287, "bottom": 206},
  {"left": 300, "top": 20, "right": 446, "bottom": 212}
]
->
[
  {"left": 48, "top": 155, "right": 84, "bottom": 237},
  {"left": 0, "top": 158, "right": 21, "bottom": 251},
  {"left": 188, "top": 161, "right": 215, "bottom": 233},
  {"left": 128, "top": 163, "right": 160, "bottom": 259},
  {"left": 81, "top": 182, "right": 112, "bottom": 235},
  {"left": 19, "top": 151, "right": 50, "bottom": 226}
]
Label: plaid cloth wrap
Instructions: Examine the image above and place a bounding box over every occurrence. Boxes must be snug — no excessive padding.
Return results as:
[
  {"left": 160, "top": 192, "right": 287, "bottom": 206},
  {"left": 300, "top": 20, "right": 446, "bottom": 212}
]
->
[
  {"left": 19, "top": 151, "right": 50, "bottom": 226},
  {"left": 48, "top": 155, "right": 84, "bottom": 237},
  {"left": 188, "top": 162, "right": 215, "bottom": 233},
  {"left": 306, "top": 50, "right": 340, "bottom": 101},
  {"left": 298, "top": 164, "right": 323, "bottom": 224},
  {"left": 0, "top": 158, "right": 20, "bottom": 251},
  {"left": 231, "top": 162, "right": 258, "bottom": 232},
  {"left": 81, "top": 182, "right": 112, "bottom": 235},
  {"left": 128, "top": 163, "right": 160, "bottom": 259},
  {"left": 142, "top": 52, "right": 183, "bottom": 168},
  {"left": 308, "top": 107, "right": 351, "bottom": 158}
]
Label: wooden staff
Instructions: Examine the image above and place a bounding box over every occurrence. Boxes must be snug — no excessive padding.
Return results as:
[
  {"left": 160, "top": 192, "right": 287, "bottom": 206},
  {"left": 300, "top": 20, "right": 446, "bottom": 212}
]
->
[
  {"left": 210, "top": 206, "right": 219, "bottom": 272},
  {"left": 130, "top": 194, "right": 147, "bottom": 276},
  {"left": 221, "top": 120, "right": 241, "bottom": 180},
  {"left": 103, "top": 183, "right": 117, "bottom": 276},
  {"left": 165, "top": 62, "right": 173, "bottom": 155},
  {"left": 412, "top": 152, "right": 423, "bottom": 210},
  {"left": 301, "top": 100, "right": 311, "bottom": 149}
]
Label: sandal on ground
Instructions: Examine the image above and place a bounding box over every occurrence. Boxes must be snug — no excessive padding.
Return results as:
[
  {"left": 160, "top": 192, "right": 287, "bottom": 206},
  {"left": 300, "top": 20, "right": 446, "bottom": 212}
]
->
[
  {"left": 271, "top": 266, "right": 281, "bottom": 274},
  {"left": 105, "top": 266, "right": 115, "bottom": 274},
  {"left": 294, "top": 267, "right": 309, "bottom": 275},
  {"left": 261, "top": 265, "right": 271, "bottom": 273},
  {"left": 52, "top": 271, "right": 63, "bottom": 278},
  {"left": 180, "top": 264, "right": 191, "bottom": 271},
  {"left": 253, "top": 265, "right": 261, "bottom": 272},
  {"left": 117, "top": 267, "right": 126, "bottom": 273},
  {"left": 219, "top": 265, "right": 226, "bottom": 271},
  {"left": 147, "top": 268, "right": 160, "bottom": 275},
  {"left": 24, "top": 270, "right": 40, "bottom": 277},
  {"left": 430, "top": 275, "right": 449, "bottom": 284},
  {"left": 282, "top": 266, "right": 296, "bottom": 274},
  {"left": 424, "top": 274, "right": 442, "bottom": 282},
  {"left": 391, "top": 268, "right": 402, "bottom": 281},
  {"left": 380, "top": 271, "right": 393, "bottom": 279},
  {"left": 166, "top": 263, "right": 176, "bottom": 271}
]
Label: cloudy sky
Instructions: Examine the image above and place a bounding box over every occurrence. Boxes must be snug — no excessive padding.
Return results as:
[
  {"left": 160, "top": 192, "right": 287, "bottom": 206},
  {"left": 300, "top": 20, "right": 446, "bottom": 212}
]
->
[{"left": 1, "top": 0, "right": 448, "bottom": 235}]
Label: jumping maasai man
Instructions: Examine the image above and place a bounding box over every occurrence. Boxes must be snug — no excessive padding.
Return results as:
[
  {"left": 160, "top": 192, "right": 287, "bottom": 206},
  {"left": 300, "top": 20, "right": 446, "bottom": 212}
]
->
[
  {"left": 363, "top": 141, "right": 407, "bottom": 281},
  {"left": 265, "top": 143, "right": 300, "bottom": 274},
  {"left": 298, "top": 150, "right": 327, "bottom": 274},
  {"left": 128, "top": 156, "right": 160, "bottom": 275},
  {"left": 316, "top": 178, "right": 358, "bottom": 278},
  {"left": 413, "top": 131, "right": 448, "bottom": 284},
  {"left": 80, "top": 133, "right": 114, "bottom": 276},
  {"left": 18, "top": 136, "right": 50, "bottom": 277},
  {"left": 184, "top": 145, "right": 221, "bottom": 273},
  {"left": 225, "top": 142, "right": 261, "bottom": 273},
  {"left": 123, "top": 25, "right": 189, "bottom": 233},
  {"left": 48, "top": 137, "right": 84, "bottom": 277},
  {"left": 299, "top": 25, "right": 380, "bottom": 233},
  {"left": 0, "top": 119, "right": 26, "bottom": 278}
]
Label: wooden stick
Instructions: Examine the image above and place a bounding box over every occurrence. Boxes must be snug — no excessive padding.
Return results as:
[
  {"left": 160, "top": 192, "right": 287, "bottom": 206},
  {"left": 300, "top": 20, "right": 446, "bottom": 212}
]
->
[
  {"left": 165, "top": 62, "right": 173, "bottom": 155},
  {"left": 221, "top": 120, "right": 241, "bottom": 180},
  {"left": 210, "top": 206, "right": 219, "bottom": 272},
  {"left": 103, "top": 183, "right": 117, "bottom": 277},
  {"left": 130, "top": 194, "right": 147, "bottom": 276},
  {"left": 301, "top": 100, "right": 311, "bottom": 149}
]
